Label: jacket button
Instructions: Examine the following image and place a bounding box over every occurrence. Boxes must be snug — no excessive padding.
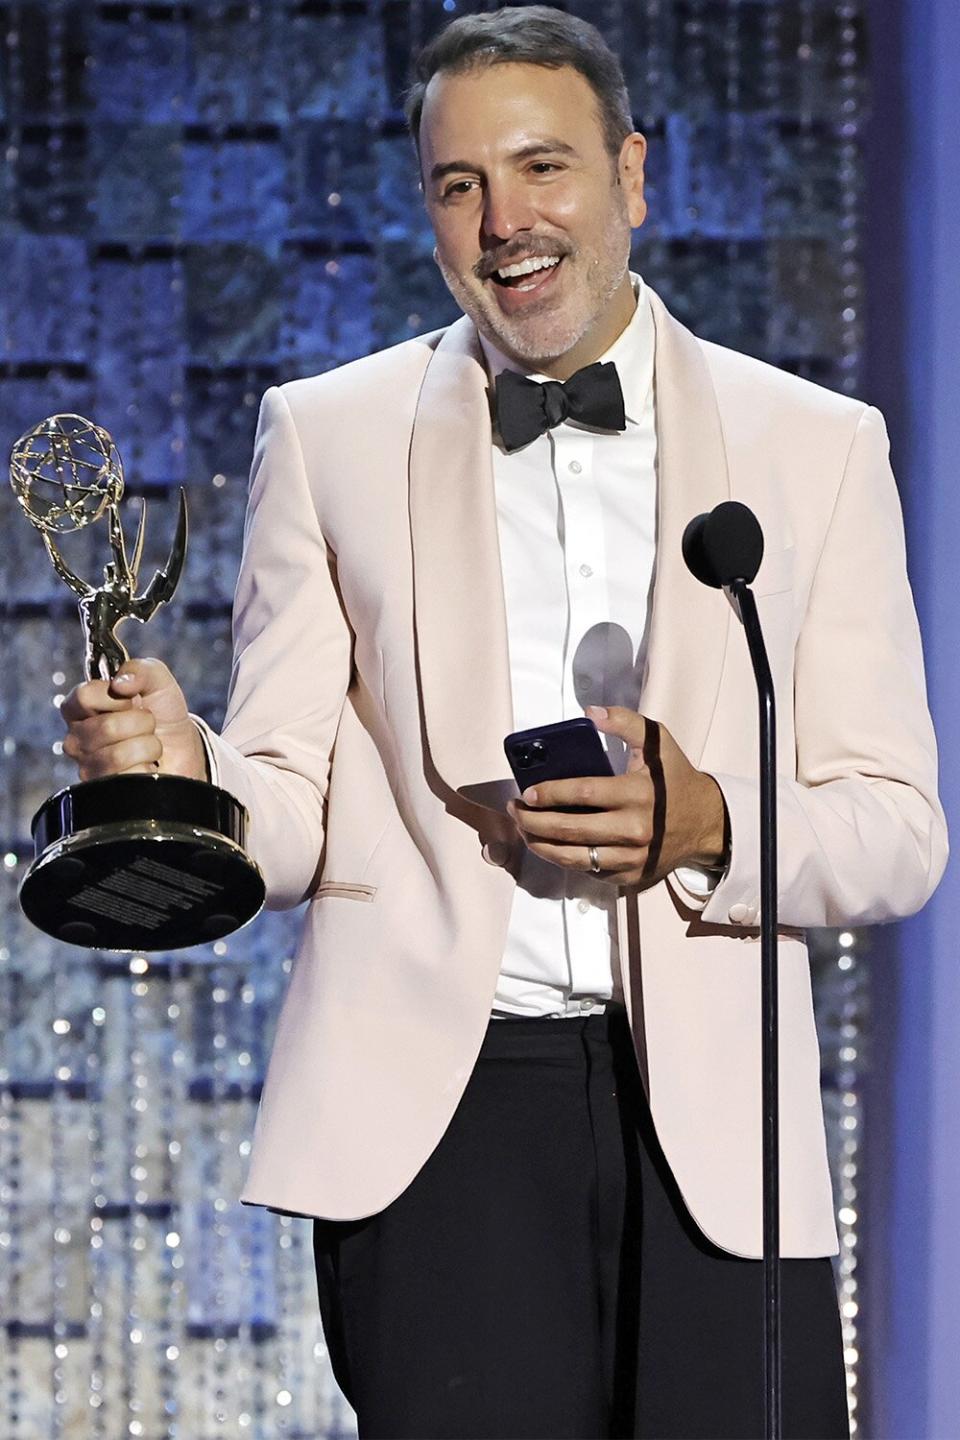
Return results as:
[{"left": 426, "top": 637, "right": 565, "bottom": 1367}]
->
[
  {"left": 728, "top": 902, "right": 751, "bottom": 923},
  {"left": 482, "top": 841, "right": 510, "bottom": 867}
]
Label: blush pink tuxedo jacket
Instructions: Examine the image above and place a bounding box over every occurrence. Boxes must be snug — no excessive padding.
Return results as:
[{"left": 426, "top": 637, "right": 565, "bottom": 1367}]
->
[{"left": 195, "top": 288, "right": 946, "bottom": 1258}]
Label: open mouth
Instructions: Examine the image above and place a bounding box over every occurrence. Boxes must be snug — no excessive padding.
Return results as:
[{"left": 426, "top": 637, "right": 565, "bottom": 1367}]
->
[
  {"left": 489, "top": 254, "right": 563, "bottom": 290},
  {"left": 487, "top": 254, "right": 564, "bottom": 311}
]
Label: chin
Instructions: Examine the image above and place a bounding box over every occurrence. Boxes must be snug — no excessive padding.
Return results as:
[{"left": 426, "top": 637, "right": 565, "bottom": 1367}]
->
[
  {"left": 439, "top": 264, "right": 584, "bottom": 363},
  {"left": 485, "top": 311, "right": 591, "bottom": 368}
]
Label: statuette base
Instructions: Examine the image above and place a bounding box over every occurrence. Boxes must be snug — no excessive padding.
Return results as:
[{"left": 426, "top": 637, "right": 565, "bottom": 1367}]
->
[{"left": 20, "top": 774, "right": 265, "bottom": 951}]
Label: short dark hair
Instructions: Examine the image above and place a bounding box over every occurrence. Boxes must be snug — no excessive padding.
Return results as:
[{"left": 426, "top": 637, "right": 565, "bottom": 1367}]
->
[{"left": 405, "top": 5, "right": 634, "bottom": 161}]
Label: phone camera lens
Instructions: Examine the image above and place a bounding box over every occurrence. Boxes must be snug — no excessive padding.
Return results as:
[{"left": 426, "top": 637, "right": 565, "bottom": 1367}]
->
[{"left": 515, "top": 740, "right": 547, "bottom": 768}]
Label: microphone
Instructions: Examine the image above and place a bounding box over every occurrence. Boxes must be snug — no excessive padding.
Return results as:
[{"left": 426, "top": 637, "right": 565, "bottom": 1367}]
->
[
  {"left": 682, "top": 500, "right": 764, "bottom": 589},
  {"left": 683, "top": 500, "right": 781, "bottom": 1440}
]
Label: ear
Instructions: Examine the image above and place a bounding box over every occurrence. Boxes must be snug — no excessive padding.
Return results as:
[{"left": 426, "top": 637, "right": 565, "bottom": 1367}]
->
[{"left": 617, "top": 132, "right": 648, "bottom": 229}]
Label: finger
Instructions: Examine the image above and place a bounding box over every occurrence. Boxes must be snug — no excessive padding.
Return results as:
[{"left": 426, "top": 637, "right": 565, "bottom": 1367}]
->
[
  {"left": 76, "top": 732, "right": 163, "bottom": 781},
  {"left": 64, "top": 708, "right": 157, "bottom": 756},
  {"left": 518, "top": 772, "right": 651, "bottom": 813},
  {"left": 61, "top": 678, "right": 135, "bottom": 723},
  {"left": 508, "top": 799, "right": 652, "bottom": 849},
  {"left": 523, "top": 839, "right": 647, "bottom": 876}
]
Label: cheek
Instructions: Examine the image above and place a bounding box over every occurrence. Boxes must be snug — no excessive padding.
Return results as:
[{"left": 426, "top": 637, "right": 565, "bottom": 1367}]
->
[
  {"left": 430, "top": 209, "right": 479, "bottom": 267},
  {"left": 537, "top": 183, "right": 583, "bottom": 227},
  {"left": 545, "top": 201, "right": 581, "bottom": 234},
  {"left": 546, "top": 186, "right": 625, "bottom": 249}
]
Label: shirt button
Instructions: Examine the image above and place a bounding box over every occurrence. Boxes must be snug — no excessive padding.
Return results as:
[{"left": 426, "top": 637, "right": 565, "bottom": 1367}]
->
[
  {"left": 577, "top": 899, "right": 590, "bottom": 914},
  {"left": 579, "top": 563, "right": 593, "bottom": 578},
  {"left": 569, "top": 460, "right": 582, "bottom": 474}
]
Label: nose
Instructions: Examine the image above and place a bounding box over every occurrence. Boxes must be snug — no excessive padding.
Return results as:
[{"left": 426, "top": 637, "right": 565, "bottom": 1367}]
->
[{"left": 480, "top": 175, "right": 537, "bottom": 246}]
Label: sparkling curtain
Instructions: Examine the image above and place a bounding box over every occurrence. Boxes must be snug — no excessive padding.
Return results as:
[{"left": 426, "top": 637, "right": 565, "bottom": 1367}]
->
[{"left": 0, "top": 2, "right": 867, "bottom": 1435}]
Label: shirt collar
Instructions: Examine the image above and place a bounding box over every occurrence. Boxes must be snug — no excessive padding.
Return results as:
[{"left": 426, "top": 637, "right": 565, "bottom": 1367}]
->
[{"left": 478, "top": 273, "right": 653, "bottom": 427}]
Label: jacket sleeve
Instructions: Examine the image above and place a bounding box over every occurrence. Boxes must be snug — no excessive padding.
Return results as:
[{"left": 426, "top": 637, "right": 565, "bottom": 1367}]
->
[
  {"left": 698, "top": 404, "right": 948, "bottom": 929},
  {"left": 191, "top": 384, "right": 353, "bottom": 910}
]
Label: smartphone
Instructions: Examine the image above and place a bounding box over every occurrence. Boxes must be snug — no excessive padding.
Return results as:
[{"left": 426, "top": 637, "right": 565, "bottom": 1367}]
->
[{"left": 503, "top": 717, "right": 614, "bottom": 811}]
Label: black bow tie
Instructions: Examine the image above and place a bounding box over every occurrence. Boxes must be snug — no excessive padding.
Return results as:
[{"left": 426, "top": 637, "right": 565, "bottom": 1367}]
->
[{"left": 493, "top": 361, "right": 626, "bottom": 453}]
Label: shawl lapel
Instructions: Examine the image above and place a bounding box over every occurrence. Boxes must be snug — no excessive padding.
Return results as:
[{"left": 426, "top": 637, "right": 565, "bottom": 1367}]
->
[
  {"left": 408, "top": 317, "right": 515, "bottom": 809},
  {"left": 639, "top": 289, "right": 731, "bottom": 763}
]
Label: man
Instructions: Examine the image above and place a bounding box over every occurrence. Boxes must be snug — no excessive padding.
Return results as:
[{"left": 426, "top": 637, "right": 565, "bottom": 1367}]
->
[{"left": 60, "top": 8, "right": 946, "bottom": 1438}]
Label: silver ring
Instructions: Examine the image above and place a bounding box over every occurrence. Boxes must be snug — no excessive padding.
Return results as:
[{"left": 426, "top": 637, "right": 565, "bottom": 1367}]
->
[{"left": 588, "top": 845, "right": 601, "bottom": 874}]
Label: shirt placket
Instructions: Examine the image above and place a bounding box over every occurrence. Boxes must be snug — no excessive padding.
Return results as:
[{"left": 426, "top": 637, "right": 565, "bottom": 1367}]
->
[{"left": 552, "top": 425, "right": 613, "bottom": 1012}]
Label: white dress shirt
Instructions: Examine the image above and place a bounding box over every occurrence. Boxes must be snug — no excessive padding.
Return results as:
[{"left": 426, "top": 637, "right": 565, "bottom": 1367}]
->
[{"left": 481, "top": 278, "right": 716, "bottom": 1018}]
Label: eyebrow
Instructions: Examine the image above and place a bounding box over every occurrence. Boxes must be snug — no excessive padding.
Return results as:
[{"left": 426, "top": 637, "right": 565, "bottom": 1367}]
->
[{"left": 429, "top": 138, "right": 578, "bottom": 184}]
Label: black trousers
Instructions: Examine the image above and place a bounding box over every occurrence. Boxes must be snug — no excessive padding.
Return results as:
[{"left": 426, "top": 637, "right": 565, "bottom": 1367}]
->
[{"left": 313, "top": 1008, "right": 849, "bottom": 1440}]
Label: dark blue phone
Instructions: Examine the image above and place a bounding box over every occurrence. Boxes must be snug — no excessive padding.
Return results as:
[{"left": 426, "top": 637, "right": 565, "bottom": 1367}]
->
[{"left": 504, "top": 717, "right": 614, "bottom": 810}]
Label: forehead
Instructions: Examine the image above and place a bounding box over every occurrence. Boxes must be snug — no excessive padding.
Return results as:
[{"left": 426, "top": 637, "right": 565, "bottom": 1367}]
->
[{"left": 419, "top": 62, "right": 606, "bottom": 165}]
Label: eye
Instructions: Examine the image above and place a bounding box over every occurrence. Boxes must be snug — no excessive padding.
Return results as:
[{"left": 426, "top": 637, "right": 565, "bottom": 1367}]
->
[
  {"left": 441, "top": 178, "right": 478, "bottom": 200},
  {"left": 529, "top": 161, "right": 562, "bottom": 175}
]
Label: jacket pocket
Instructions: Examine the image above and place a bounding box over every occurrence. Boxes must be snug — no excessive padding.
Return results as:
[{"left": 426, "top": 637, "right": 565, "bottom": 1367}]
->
[
  {"left": 753, "top": 544, "right": 795, "bottom": 596},
  {"left": 315, "top": 881, "right": 377, "bottom": 902}
]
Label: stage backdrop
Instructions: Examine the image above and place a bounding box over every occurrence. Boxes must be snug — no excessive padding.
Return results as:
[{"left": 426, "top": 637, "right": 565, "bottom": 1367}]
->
[{"left": 0, "top": 2, "right": 869, "bottom": 1436}]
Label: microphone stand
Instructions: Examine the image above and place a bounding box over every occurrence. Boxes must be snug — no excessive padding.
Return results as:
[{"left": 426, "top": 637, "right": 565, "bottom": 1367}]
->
[{"left": 727, "top": 578, "right": 781, "bottom": 1440}]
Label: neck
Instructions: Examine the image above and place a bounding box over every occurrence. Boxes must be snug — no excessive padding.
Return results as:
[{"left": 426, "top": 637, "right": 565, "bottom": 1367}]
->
[{"left": 531, "top": 271, "right": 637, "bottom": 380}]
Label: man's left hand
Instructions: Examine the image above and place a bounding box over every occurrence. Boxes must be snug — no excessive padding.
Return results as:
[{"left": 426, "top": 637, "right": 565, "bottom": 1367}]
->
[{"left": 506, "top": 705, "right": 728, "bottom": 888}]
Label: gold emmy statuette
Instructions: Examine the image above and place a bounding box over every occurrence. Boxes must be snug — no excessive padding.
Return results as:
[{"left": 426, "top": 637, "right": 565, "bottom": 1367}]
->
[{"left": 10, "top": 414, "right": 265, "bottom": 951}]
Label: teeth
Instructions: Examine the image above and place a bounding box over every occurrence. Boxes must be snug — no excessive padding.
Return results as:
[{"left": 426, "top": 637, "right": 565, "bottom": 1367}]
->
[{"left": 496, "top": 255, "right": 561, "bottom": 280}]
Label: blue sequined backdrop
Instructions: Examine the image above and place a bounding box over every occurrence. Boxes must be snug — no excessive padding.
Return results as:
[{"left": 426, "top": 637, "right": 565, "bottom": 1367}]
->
[{"left": 0, "top": 2, "right": 868, "bottom": 1436}]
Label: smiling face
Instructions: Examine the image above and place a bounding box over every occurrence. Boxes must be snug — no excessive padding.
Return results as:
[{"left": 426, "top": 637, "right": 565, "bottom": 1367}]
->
[{"left": 419, "top": 61, "right": 647, "bottom": 378}]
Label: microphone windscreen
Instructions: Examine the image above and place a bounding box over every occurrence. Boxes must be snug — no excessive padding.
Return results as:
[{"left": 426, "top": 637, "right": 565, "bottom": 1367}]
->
[
  {"left": 682, "top": 513, "right": 718, "bottom": 588},
  {"left": 682, "top": 501, "right": 764, "bottom": 588}
]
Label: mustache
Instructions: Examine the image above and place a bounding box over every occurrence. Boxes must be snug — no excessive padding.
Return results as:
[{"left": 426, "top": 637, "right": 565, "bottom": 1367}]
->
[{"left": 474, "top": 237, "right": 572, "bottom": 281}]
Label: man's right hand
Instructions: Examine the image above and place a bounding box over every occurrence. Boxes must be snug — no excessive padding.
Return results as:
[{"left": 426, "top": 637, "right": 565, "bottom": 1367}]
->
[{"left": 60, "top": 657, "right": 208, "bottom": 783}]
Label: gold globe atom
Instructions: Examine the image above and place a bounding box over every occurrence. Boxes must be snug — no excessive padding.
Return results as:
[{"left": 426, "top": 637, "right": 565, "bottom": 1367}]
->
[{"left": 9, "top": 413, "right": 124, "bottom": 536}]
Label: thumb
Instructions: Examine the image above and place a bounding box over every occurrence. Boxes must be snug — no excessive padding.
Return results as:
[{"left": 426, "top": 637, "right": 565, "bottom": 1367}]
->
[
  {"left": 586, "top": 705, "right": 648, "bottom": 766},
  {"left": 107, "top": 656, "right": 174, "bottom": 701}
]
